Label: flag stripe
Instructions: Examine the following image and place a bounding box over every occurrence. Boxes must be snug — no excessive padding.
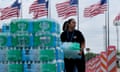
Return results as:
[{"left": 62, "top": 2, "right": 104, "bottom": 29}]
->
[
  {"left": 64, "top": 6, "right": 77, "bottom": 18},
  {"left": 0, "top": 7, "right": 19, "bottom": 20},
  {"left": 33, "top": 9, "right": 48, "bottom": 19},
  {"left": 84, "top": 2, "right": 107, "bottom": 17},
  {"left": 1, "top": 11, "right": 19, "bottom": 20},
  {"left": 56, "top": 0, "right": 77, "bottom": 18},
  {"left": 2, "top": 7, "right": 18, "bottom": 15},
  {"left": 56, "top": 1, "right": 69, "bottom": 17},
  {"left": 1, "top": 11, "right": 19, "bottom": 19},
  {"left": 30, "top": 3, "right": 46, "bottom": 13},
  {"left": 29, "top": 0, "right": 48, "bottom": 19}
]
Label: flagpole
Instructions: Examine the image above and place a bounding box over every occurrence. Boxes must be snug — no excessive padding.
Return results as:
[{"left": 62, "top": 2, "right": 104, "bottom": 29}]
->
[
  {"left": 48, "top": 0, "right": 51, "bottom": 19},
  {"left": 20, "top": 0, "right": 23, "bottom": 18},
  {"left": 115, "top": 23, "right": 119, "bottom": 53},
  {"left": 77, "top": 0, "right": 79, "bottom": 30},
  {"left": 105, "top": 0, "right": 110, "bottom": 50},
  {"left": 105, "top": 7, "right": 108, "bottom": 51},
  {"left": 104, "top": 25, "right": 108, "bottom": 51},
  {"left": 107, "top": 0, "right": 110, "bottom": 47}
]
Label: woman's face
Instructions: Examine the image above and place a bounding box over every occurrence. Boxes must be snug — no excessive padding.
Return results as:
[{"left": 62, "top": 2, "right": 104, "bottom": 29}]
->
[{"left": 68, "top": 19, "right": 76, "bottom": 29}]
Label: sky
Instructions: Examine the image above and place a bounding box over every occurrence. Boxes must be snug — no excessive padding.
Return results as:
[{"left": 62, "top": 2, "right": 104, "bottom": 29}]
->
[{"left": 0, "top": 0, "right": 120, "bottom": 53}]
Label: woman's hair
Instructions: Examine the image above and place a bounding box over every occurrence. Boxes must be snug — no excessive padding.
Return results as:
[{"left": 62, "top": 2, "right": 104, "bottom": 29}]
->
[
  {"left": 67, "top": 18, "right": 74, "bottom": 24},
  {"left": 63, "top": 18, "right": 75, "bottom": 31},
  {"left": 63, "top": 21, "right": 68, "bottom": 31}
]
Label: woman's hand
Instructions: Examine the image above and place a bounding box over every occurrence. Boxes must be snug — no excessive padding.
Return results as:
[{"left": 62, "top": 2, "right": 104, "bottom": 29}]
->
[{"left": 78, "top": 48, "right": 84, "bottom": 55}]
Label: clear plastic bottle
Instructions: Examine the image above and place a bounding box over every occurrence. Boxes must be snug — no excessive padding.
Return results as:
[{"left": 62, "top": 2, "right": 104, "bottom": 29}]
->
[{"left": 57, "top": 60, "right": 64, "bottom": 72}]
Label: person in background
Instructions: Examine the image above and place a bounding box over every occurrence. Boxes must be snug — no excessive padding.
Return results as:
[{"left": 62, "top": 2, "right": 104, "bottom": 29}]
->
[{"left": 60, "top": 18, "right": 85, "bottom": 72}]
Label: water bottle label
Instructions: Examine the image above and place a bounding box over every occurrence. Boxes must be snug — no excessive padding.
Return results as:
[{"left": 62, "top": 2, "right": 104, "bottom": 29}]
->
[
  {"left": 24, "top": 64, "right": 40, "bottom": 72},
  {"left": 40, "top": 63, "right": 57, "bottom": 72},
  {"left": 8, "top": 64, "right": 23, "bottom": 72},
  {"left": 0, "top": 64, "right": 8, "bottom": 72},
  {"left": 34, "top": 35, "right": 58, "bottom": 47},
  {"left": 11, "top": 35, "right": 30, "bottom": 47},
  {"left": 22, "top": 49, "right": 39, "bottom": 61},
  {"left": 39, "top": 49, "right": 56, "bottom": 61},
  {"left": 7, "top": 49, "right": 22, "bottom": 61},
  {"left": 0, "top": 50, "right": 7, "bottom": 61}
]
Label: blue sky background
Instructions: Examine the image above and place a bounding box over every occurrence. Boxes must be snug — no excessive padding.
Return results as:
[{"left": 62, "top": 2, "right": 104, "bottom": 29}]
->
[{"left": 0, "top": 0, "right": 120, "bottom": 53}]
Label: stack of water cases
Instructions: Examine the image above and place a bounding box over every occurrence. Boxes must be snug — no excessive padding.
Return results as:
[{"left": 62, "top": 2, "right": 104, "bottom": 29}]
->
[{"left": 0, "top": 19, "right": 64, "bottom": 72}]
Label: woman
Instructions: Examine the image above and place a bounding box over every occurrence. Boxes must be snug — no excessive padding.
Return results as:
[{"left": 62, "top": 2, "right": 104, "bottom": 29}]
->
[{"left": 60, "top": 18, "right": 85, "bottom": 72}]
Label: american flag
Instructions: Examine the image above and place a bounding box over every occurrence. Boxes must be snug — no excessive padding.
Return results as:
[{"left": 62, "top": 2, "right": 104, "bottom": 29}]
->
[
  {"left": 56, "top": 1, "right": 69, "bottom": 17},
  {"left": 64, "top": 0, "right": 78, "bottom": 19},
  {"left": 29, "top": 0, "right": 48, "bottom": 19},
  {"left": 84, "top": 0, "right": 107, "bottom": 17},
  {"left": 56, "top": 0, "right": 78, "bottom": 19},
  {"left": 113, "top": 13, "right": 120, "bottom": 24},
  {"left": 0, "top": 0, "right": 21, "bottom": 20}
]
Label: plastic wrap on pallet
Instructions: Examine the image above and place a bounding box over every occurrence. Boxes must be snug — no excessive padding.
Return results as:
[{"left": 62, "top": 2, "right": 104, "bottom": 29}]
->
[
  {"left": 0, "top": 64, "right": 8, "bottom": 72},
  {"left": 40, "top": 63, "right": 57, "bottom": 72},
  {"left": 8, "top": 64, "right": 23, "bottom": 72},
  {"left": 7, "top": 35, "right": 12, "bottom": 47},
  {"left": 7, "top": 49, "right": 22, "bottom": 61},
  {"left": 2, "top": 24, "right": 10, "bottom": 33},
  {"left": 11, "top": 35, "right": 31, "bottom": 47},
  {"left": 61, "top": 42, "right": 81, "bottom": 59},
  {"left": 39, "top": 49, "right": 56, "bottom": 62},
  {"left": 34, "top": 34, "right": 59, "bottom": 47},
  {"left": 56, "top": 47, "right": 64, "bottom": 60},
  {"left": 0, "top": 49, "right": 7, "bottom": 61},
  {"left": 22, "top": 49, "right": 39, "bottom": 61},
  {"left": 30, "top": 35, "right": 34, "bottom": 47},
  {"left": 33, "top": 19, "right": 60, "bottom": 34},
  {"left": 0, "top": 18, "right": 62, "bottom": 72},
  {"left": 10, "top": 19, "right": 33, "bottom": 33},
  {"left": 0, "top": 33, "right": 10, "bottom": 47},
  {"left": 24, "top": 64, "right": 40, "bottom": 72},
  {"left": 57, "top": 60, "right": 64, "bottom": 72}
]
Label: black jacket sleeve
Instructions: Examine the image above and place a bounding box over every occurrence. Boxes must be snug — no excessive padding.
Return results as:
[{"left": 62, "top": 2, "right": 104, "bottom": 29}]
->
[{"left": 78, "top": 31, "right": 85, "bottom": 44}]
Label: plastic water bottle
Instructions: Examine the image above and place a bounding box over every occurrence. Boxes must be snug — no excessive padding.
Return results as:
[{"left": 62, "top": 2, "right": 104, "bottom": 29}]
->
[
  {"left": 0, "top": 64, "right": 8, "bottom": 72},
  {"left": 7, "top": 35, "right": 12, "bottom": 47},
  {"left": 40, "top": 63, "right": 57, "bottom": 72},
  {"left": 8, "top": 64, "right": 23, "bottom": 72},
  {"left": 10, "top": 19, "right": 33, "bottom": 33},
  {"left": 34, "top": 35, "right": 58, "bottom": 47},
  {"left": 56, "top": 47, "right": 64, "bottom": 60},
  {"left": 7, "top": 49, "right": 22, "bottom": 61},
  {"left": 39, "top": 49, "right": 56, "bottom": 62},
  {"left": 57, "top": 60, "right": 64, "bottom": 72},
  {"left": 11, "top": 35, "right": 30, "bottom": 47},
  {"left": 0, "top": 49, "right": 7, "bottom": 61},
  {"left": 2, "top": 24, "right": 10, "bottom": 33},
  {"left": 24, "top": 63, "right": 40, "bottom": 72},
  {"left": 30, "top": 35, "right": 33, "bottom": 47},
  {"left": 33, "top": 19, "right": 60, "bottom": 34},
  {"left": 61, "top": 42, "right": 82, "bottom": 59},
  {"left": 0, "top": 33, "right": 8, "bottom": 47},
  {"left": 22, "top": 49, "right": 39, "bottom": 61}
]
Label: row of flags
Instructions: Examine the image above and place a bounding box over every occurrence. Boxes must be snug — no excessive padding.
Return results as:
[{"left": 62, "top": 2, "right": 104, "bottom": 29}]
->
[{"left": 0, "top": 0, "right": 120, "bottom": 23}]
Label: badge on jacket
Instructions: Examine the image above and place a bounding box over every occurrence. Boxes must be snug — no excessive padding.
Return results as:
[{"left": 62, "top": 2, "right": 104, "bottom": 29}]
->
[{"left": 73, "top": 36, "right": 77, "bottom": 39}]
